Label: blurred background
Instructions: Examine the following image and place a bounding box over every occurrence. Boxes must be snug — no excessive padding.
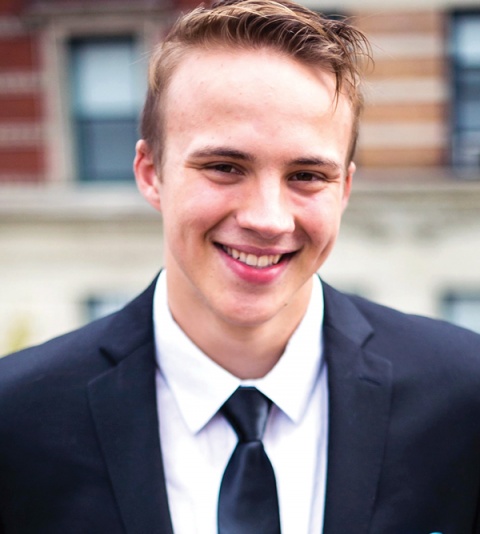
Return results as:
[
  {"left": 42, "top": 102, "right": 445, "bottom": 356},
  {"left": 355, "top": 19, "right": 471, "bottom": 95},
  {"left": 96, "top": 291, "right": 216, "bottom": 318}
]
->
[{"left": 1, "top": 0, "right": 479, "bottom": 355}]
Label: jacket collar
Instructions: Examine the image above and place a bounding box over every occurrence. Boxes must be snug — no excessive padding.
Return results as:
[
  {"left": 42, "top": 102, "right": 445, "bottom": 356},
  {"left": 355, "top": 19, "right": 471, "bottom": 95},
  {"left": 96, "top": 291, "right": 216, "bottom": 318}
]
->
[
  {"left": 321, "top": 282, "right": 393, "bottom": 534},
  {"left": 87, "top": 275, "right": 174, "bottom": 534}
]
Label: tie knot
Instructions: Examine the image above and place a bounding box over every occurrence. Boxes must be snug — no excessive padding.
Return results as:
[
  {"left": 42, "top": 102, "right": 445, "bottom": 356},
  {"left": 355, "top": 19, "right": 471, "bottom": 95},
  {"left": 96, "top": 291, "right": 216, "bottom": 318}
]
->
[{"left": 221, "top": 387, "right": 272, "bottom": 442}]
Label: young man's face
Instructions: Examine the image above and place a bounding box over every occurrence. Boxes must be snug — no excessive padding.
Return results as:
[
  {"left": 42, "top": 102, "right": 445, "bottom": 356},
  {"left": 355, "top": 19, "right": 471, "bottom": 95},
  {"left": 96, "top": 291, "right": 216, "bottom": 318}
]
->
[{"left": 136, "top": 47, "right": 355, "bottom": 332}]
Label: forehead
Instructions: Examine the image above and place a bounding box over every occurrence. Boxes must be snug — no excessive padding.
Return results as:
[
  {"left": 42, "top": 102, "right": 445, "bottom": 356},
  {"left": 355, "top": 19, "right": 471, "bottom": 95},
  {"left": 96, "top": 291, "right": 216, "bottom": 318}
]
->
[
  {"left": 162, "top": 47, "right": 354, "bottom": 164},
  {"left": 167, "top": 46, "right": 346, "bottom": 106}
]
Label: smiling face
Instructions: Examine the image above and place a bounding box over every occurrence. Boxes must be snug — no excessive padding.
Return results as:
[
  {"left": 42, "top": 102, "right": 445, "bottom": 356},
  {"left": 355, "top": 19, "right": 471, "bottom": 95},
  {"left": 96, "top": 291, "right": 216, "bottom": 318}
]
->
[{"left": 135, "top": 46, "right": 355, "bottom": 338}]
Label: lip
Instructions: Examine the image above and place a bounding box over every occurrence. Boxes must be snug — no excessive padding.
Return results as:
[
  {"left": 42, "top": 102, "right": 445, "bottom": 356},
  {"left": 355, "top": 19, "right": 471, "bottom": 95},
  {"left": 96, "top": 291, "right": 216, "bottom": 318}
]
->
[{"left": 215, "top": 242, "right": 295, "bottom": 284}]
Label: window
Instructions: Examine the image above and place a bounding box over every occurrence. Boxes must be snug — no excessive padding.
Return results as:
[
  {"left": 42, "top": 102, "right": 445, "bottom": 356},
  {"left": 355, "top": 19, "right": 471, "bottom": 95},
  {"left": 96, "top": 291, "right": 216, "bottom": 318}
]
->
[
  {"left": 312, "top": 9, "right": 347, "bottom": 22},
  {"left": 84, "top": 293, "right": 131, "bottom": 322},
  {"left": 442, "top": 292, "right": 480, "bottom": 334},
  {"left": 451, "top": 12, "right": 480, "bottom": 168},
  {"left": 69, "top": 36, "right": 144, "bottom": 182}
]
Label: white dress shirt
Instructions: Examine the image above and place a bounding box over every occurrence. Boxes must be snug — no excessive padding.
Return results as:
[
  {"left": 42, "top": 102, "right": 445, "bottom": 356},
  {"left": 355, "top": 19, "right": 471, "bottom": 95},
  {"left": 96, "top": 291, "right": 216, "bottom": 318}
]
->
[{"left": 153, "top": 271, "right": 328, "bottom": 534}]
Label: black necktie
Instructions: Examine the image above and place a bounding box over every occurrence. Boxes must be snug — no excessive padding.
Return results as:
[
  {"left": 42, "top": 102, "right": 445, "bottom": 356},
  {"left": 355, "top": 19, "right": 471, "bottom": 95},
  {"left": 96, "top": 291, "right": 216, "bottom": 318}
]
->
[{"left": 217, "top": 387, "right": 281, "bottom": 534}]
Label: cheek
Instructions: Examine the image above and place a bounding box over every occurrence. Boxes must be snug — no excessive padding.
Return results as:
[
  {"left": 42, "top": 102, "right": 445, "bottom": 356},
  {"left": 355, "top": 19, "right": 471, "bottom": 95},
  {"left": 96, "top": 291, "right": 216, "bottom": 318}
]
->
[
  {"left": 302, "top": 197, "right": 343, "bottom": 235},
  {"left": 298, "top": 206, "right": 344, "bottom": 266},
  {"left": 162, "top": 185, "right": 232, "bottom": 240}
]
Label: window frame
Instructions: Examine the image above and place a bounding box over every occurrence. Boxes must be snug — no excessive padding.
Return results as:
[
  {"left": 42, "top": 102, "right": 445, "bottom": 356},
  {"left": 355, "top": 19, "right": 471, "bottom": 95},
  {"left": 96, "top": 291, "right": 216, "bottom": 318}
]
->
[
  {"left": 68, "top": 34, "right": 142, "bottom": 183},
  {"left": 450, "top": 9, "right": 480, "bottom": 170},
  {"left": 40, "top": 14, "right": 163, "bottom": 185}
]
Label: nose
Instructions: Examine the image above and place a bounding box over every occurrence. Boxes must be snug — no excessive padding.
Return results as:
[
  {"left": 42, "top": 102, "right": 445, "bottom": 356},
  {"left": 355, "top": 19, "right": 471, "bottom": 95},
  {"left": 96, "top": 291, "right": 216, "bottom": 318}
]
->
[{"left": 235, "top": 177, "right": 295, "bottom": 239}]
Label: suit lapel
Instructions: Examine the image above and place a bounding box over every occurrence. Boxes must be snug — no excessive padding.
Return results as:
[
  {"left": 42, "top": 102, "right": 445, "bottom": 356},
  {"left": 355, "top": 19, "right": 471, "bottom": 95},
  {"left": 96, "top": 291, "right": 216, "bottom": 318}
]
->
[
  {"left": 321, "top": 283, "right": 393, "bottom": 534},
  {"left": 87, "top": 278, "right": 174, "bottom": 534}
]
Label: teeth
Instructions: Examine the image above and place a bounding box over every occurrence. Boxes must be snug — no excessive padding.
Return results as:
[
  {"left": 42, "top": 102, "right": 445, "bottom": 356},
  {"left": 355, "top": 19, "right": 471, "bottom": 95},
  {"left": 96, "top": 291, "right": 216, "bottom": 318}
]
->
[
  {"left": 224, "top": 246, "right": 282, "bottom": 268},
  {"left": 246, "top": 254, "right": 257, "bottom": 266},
  {"left": 257, "top": 255, "right": 269, "bottom": 268}
]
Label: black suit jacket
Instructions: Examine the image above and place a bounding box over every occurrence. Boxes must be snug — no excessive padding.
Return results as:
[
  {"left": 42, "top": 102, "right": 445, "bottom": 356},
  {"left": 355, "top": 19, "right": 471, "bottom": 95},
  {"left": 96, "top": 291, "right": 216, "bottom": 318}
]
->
[{"left": 1, "top": 277, "right": 480, "bottom": 534}]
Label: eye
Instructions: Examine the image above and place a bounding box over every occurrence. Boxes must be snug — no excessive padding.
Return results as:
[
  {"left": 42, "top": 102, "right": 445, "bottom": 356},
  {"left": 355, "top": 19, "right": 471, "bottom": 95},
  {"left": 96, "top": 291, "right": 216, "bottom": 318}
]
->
[
  {"left": 289, "top": 171, "right": 322, "bottom": 182},
  {"left": 207, "top": 163, "right": 241, "bottom": 174}
]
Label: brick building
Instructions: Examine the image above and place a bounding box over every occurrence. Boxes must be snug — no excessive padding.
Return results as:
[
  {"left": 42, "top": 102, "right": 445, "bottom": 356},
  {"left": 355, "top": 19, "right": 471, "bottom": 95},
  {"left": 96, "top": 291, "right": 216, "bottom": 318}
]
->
[{"left": 1, "top": 0, "right": 479, "bottom": 353}]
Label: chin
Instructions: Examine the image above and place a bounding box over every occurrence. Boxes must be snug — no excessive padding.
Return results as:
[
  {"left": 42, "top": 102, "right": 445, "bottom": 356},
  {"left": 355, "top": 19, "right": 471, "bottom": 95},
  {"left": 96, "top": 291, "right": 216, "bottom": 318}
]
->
[{"left": 217, "top": 300, "right": 284, "bottom": 329}]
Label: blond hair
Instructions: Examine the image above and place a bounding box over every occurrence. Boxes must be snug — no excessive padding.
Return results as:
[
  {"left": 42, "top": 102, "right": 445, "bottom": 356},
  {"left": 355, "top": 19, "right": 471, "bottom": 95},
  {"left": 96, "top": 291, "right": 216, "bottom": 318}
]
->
[{"left": 141, "top": 0, "right": 372, "bottom": 165}]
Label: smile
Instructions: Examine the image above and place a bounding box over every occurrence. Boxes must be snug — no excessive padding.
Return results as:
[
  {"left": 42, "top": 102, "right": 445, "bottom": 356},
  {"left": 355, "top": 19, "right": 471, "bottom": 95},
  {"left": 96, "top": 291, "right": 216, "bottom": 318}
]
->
[{"left": 222, "top": 246, "right": 282, "bottom": 268}]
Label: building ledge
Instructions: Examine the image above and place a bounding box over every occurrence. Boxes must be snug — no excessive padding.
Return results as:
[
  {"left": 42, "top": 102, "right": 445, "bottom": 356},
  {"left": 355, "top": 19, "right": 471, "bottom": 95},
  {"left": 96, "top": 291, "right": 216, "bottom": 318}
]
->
[
  {"left": 0, "top": 173, "right": 479, "bottom": 226},
  {"left": 0, "top": 184, "right": 156, "bottom": 223}
]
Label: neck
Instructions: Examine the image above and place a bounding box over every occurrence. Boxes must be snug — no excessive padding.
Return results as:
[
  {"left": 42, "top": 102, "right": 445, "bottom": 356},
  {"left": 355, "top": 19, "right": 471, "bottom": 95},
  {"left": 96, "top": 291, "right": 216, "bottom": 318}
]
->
[{"left": 167, "top": 279, "right": 313, "bottom": 380}]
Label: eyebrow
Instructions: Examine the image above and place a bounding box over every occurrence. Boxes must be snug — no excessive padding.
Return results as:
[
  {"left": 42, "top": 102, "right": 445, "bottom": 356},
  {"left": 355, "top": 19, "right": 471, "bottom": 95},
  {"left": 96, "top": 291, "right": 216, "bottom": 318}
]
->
[
  {"left": 189, "top": 146, "right": 255, "bottom": 162},
  {"left": 289, "top": 156, "right": 343, "bottom": 173}
]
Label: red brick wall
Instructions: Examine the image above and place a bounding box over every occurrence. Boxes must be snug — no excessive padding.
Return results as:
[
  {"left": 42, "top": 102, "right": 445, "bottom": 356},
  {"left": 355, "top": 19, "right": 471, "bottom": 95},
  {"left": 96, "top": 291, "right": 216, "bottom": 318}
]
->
[
  {"left": 353, "top": 10, "right": 449, "bottom": 169},
  {"left": 0, "top": 8, "right": 44, "bottom": 183},
  {"left": 0, "top": 0, "right": 25, "bottom": 16}
]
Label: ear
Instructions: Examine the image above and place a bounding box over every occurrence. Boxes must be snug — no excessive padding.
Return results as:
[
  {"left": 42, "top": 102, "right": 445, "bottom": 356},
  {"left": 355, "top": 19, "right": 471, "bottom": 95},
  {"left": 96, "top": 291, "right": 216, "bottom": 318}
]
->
[
  {"left": 134, "top": 139, "right": 162, "bottom": 212},
  {"left": 342, "top": 161, "right": 355, "bottom": 211}
]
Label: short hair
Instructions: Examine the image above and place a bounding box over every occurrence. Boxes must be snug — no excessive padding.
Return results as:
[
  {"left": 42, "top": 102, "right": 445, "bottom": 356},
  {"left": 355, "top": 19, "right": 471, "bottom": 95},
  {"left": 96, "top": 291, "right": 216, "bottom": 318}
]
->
[{"left": 140, "top": 0, "right": 372, "bottom": 167}]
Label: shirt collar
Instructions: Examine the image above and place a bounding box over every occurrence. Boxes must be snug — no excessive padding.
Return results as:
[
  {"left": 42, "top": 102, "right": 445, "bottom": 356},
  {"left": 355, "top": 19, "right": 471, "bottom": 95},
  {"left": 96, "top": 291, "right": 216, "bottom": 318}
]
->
[{"left": 153, "top": 271, "right": 324, "bottom": 435}]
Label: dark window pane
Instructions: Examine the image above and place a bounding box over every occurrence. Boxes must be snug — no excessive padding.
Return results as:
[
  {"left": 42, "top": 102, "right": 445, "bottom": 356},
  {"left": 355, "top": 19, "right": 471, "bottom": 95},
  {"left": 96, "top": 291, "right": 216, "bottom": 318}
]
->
[
  {"left": 452, "top": 131, "right": 480, "bottom": 167},
  {"left": 84, "top": 293, "right": 130, "bottom": 322},
  {"left": 77, "top": 118, "right": 137, "bottom": 182},
  {"left": 442, "top": 292, "right": 480, "bottom": 333}
]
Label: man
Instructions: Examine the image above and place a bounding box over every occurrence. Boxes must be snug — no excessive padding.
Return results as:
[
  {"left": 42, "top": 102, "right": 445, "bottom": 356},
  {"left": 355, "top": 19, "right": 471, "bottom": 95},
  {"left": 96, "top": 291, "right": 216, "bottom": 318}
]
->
[{"left": 0, "top": 0, "right": 479, "bottom": 532}]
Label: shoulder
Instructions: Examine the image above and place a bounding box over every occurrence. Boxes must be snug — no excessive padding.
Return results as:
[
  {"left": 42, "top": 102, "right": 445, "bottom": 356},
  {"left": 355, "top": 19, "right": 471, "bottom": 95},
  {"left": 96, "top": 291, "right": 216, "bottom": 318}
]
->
[
  {"left": 0, "top": 276, "right": 157, "bottom": 398},
  {"left": 0, "top": 315, "right": 120, "bottom": 423},
  {"left": 350, "top": 291, "right": 480, "bottom": 354},
  {"left": 354, "top": 295, "right": 480, "bottom": 403},
  {"left": 0, "top": 313, "right": 115, "bottom": 380},
  {"left": 323, "top": 283, "right": 480, "bottom": 433},
  {"left": 0, "top": 277, "right": 157, "bottom": 450},
  {"left": 0, "top": 279, "right": 157, "bottom": 465},
  {"left": 323, "top": 281, "right": 480, "bottom": 380}
]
